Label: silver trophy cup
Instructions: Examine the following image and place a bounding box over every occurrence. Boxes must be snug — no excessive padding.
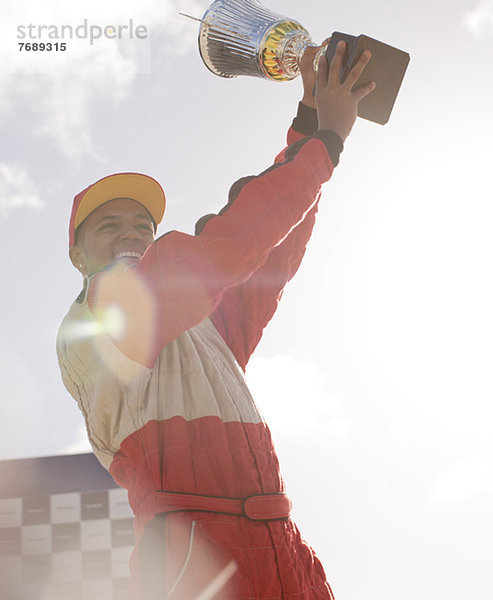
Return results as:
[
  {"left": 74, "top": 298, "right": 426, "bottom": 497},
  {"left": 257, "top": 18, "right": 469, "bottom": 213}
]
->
[{"left": 198, "top": 0, "right": 315, "bottom": 81}]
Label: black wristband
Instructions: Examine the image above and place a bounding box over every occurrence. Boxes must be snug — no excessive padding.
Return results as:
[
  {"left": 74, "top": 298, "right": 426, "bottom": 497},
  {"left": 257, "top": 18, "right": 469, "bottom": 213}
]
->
[
  {"left": 313, "top": 130, "right": 344, "bottom": 167},
  {"left": 291, "top": 102, "right": 318, "bottom": 136}
]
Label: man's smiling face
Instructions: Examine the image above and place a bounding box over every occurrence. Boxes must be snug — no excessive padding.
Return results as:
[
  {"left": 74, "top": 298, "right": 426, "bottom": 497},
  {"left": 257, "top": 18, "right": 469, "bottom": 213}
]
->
[{"left": 69, "top": 197, "right": 155, "bottom": 276}]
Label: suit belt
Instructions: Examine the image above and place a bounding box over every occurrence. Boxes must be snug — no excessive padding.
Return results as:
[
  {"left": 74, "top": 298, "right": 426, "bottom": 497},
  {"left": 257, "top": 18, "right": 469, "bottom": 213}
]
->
[{"left": 146, "top": 491, "right": 292, "bottom": 521}]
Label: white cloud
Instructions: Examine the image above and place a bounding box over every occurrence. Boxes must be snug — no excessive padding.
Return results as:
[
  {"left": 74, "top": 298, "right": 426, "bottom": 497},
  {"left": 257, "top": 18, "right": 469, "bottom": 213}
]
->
[
  {"left": 0, "top": 0, "right": 201, "bottom": 158},
  {"left": 246, "top": 354, "right": 350, "bottom": 441},
  {"left": 0, "top": 162, "right": 43, "bottom": 222},
  {"left": 429, "top": 456, "right": 493, "bottom": 506},
  {"left": 463, "top": 0, "right": 493, "bottom": 35}
]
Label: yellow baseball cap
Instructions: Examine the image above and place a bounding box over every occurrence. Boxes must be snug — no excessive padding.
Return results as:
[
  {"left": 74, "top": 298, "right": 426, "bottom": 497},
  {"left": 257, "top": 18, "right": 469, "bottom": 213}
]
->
[{"left": 69, "top": 172, "right": 166, "bottom": 247}]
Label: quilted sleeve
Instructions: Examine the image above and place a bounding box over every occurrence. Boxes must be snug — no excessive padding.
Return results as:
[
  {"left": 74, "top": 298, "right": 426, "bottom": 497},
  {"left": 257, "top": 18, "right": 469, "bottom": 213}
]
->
[
  {"left": 210, "top": 201, "right": 318, "bottom": 371},
  {"left": 207, "top": 108, "right": 332, "bottom": 370},
  {"left": 87, "top": 132, "right": 342, "bottom": 368}
]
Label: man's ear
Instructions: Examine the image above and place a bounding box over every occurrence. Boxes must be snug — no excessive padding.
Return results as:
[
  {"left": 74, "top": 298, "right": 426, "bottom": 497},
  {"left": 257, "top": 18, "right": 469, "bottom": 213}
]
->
[{"left": 69, "top": 245, "right": 87, "bottom": 276}]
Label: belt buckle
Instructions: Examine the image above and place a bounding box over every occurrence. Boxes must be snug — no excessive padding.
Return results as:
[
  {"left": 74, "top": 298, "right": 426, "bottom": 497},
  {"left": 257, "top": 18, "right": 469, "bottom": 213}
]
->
[{"left": 243, "top": 493, "right": 292, "bottom": 521}]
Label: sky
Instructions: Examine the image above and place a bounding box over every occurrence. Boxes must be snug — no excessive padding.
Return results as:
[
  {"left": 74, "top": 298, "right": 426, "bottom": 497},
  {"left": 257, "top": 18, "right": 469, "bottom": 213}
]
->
[{"left": 1, "top": 0, "right": 493, "bottom": 598}]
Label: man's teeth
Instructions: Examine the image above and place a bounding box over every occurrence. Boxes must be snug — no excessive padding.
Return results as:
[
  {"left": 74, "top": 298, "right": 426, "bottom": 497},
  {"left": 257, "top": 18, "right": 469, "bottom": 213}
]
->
[{"left": 115, "top": 252, "right": 141, "bottom": 259}]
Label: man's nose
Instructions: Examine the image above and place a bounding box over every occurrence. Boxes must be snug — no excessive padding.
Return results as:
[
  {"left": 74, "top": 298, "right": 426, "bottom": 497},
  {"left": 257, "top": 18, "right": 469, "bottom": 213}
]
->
[{"left": 119, "top": 224, "right": 142, "bottom": 240}]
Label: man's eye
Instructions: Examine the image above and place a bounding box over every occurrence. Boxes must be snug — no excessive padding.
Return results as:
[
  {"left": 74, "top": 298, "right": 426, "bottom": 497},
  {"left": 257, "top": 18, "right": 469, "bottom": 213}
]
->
[{"left": 98, "top": 223, "right": 116, "bottom": 231}]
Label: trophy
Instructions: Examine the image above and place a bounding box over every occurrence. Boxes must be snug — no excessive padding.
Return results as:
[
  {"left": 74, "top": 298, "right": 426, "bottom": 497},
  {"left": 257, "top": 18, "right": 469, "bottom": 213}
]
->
[
  {"left": 193, "top": 0, "right": 314, "bottom": 81},
  {"left": 187, "top": 0, "right": 410, "bottom": 124}
]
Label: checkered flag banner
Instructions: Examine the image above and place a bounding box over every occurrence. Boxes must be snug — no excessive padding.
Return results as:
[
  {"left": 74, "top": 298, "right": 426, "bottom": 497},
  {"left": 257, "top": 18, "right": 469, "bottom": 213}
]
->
[{"left": 0, "top": 454, "right": 134, "bottom": 600}]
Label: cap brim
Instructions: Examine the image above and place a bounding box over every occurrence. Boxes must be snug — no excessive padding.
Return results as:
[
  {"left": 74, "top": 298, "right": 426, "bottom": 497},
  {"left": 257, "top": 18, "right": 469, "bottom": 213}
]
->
[{"left": 74, "top": 173, "right": 166, "bottom": 232}]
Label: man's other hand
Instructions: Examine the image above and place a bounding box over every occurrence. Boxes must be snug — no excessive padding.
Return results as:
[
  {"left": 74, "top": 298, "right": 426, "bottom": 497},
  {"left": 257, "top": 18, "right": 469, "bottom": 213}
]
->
[{"left": 299, "top": 39, "right": 330, "bottom": 109}]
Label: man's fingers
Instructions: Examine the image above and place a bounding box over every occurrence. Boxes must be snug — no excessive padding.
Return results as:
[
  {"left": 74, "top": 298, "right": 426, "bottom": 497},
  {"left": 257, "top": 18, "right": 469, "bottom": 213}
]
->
[
  {"left": 354, "top": 80, "right": 376, "bottom": 102},
  {"left": 299, "top": 45, "right": 318, "bottom": 79},
  {"left": 316, "top": 55, "right": 328, "bottom": 88},
  {"left": 344, "top": 50, "right": 372, "bottom": 90},
  {"left": 327, "top": 40, "right": 345, "bottom": 86},
  {"left": 302, "top": 44, "right": 319, "bottom": 63}
]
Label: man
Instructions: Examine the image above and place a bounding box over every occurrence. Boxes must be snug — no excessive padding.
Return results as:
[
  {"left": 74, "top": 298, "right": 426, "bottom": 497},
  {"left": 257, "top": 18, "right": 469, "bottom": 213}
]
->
[{"left": 57, "top": 43, "right": 375, "bottom": 599}]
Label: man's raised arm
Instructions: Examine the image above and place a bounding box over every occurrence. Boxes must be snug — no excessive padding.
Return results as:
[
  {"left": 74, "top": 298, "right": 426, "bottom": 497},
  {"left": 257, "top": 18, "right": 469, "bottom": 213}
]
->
[{"left": 87, "top": 43, "right": 375, "bottom": 368}]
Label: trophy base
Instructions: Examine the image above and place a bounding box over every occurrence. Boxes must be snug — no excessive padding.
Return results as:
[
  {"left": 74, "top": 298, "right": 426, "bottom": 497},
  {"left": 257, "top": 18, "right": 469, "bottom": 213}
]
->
[{"left": 325, "top": 33, "right": 410, "bottom": 125}]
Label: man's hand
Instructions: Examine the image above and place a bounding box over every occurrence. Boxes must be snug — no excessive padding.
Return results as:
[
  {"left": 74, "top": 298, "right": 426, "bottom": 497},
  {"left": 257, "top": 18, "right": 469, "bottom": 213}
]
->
[
  {"left": 316, "top": 40, "right": 376, "bottom": 141},
  {"left": 299, "top": 39, "right": 330, "bottom": 109}
]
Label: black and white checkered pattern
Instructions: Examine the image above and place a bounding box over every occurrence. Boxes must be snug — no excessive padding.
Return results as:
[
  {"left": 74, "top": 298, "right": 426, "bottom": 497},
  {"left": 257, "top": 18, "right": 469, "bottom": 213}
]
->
[{"left": 0, "top": 454, "right": 134, "bottom": 600}]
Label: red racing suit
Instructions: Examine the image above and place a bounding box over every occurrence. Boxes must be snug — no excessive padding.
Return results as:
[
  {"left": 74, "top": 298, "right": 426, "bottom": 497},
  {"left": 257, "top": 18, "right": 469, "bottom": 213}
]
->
[{"left": 57, "top": 104, "right": 343, "bottom": 599}]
